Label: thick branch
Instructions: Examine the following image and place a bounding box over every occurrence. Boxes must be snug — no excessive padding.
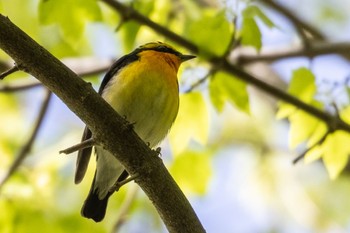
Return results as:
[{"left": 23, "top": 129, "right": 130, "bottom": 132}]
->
[
  {"left": 102, "top": 0, "right": 350, "bottom": 134},
  {"left": 0, "top": 15, "right": 204, "bottom": 233},
  {"left": 0, "top": 57, "right": 113, "bottom": 92}
]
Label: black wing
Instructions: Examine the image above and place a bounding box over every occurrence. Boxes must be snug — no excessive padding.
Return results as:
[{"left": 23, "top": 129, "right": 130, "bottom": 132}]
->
[{"left": 74, "top": 51, "right": 139, "bottom": 184}]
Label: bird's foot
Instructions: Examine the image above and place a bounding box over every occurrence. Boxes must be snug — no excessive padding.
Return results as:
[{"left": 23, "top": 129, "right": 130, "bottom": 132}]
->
[{"left": 109, "top": 173, "right": 139, "bottom": 192}]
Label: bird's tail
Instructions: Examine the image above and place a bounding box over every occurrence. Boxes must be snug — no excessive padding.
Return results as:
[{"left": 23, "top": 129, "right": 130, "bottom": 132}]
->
[
  {"left": 81, "top": 174, "right": 112, "bottom": 222},
  {"left": 81, "top": 170, "right": 129, "bottom": 222}
]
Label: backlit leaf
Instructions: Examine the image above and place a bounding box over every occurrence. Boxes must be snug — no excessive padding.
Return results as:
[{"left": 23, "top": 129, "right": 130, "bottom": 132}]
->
[
  {"left": 209, "top": 72, "right": 249, "bottom": 113},
  {"left": 185, "top": 10, "right": 232, "bottom": 57},
  {"left": 243, "top": 5, "right": 275, "bottom": 28},
  {"left": 241, "top": 17, "right": 261, "bottom": 51},
  {"left": 38, "top": 0, "right": 101, "bottom": 46},
  {"left": 288, "top": 109, "right": 320, "bottom": 148},
  {"left": 170, "top": 150, "right": 212, "bottom": 194},
  {"left": 322, "top": 131, "right": 350, "bottom": 179},
  {"left": 276, "top": 68, "right": 317, "bottom": 119},
  {"left": 304, "top": 145, "right": 323, "bottom": 164},
  {"left": 169, "top": 92, "right": 209, "bottom": 154}
]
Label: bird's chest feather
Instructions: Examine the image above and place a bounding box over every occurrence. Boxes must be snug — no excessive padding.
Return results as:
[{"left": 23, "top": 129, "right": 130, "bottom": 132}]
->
[{"left": 102, "top": 56, "right": 179, "bottom": 147}]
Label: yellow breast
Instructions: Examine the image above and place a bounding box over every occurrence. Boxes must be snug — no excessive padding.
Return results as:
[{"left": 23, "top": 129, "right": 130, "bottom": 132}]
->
[{"left": 101, "top": 50, "right": 180, "bottom": 147}]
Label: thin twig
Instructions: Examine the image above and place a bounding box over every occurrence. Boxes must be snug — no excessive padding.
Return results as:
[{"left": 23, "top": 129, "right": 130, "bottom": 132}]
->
[
  {"left": 0, "top": 65, "right": 19, "bottom": 80},
  {"left": 0, "top": 89, "right": 52, "bottom": 189},
  {"left": 59, "top": 138, "right": 96, "bottom": 154},
  {"left": 110, "top": 173, "right": 139, "bottom": 193},
  {"left": 239, "top": 42, "right": 350, "bottom": 64},
  {"left": 293, "top": 131, "right": 329, "bottom": 164},
  {"left": 184, "top": 69, "right": 216, "bottom": 93},
  {"left": 0, "top": 81, "right": 42, "bottom": 92},
  {"left": 259, "top": 0, "right": 324, "bottom": 40}
]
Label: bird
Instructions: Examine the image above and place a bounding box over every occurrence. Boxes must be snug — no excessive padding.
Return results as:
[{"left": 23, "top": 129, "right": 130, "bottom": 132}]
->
[{"left": 74, "top": 41, "right": 195, "bottom": 222}]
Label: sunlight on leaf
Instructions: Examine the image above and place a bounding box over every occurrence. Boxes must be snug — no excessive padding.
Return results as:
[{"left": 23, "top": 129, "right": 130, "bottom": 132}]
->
[
  {"left": 289, "top": 110, "right": 320, "bottom": 148},
  {"left": 241, "top": 5, "right": 275, "bottom": 51},
  {"left": 209, "top": 72, "right": 249, "bottom": 113},
  {"left": 170, "top": 150, "right": 212, "bottom": 194},
  {"left": 243, "top": 5, "right": 275, "bottom": 28},
  {"left": 288, "top": 68, "right": 316, "bottom": 102},
  {"left": 169, "top": 92, "right": 209, "bottom": 155},
  {"left": 307, "top": 121, "right": 328, "bottom": 147},
  {"left": 340, "top": 105, "right": 350, "bottom": 124},
  {"left": 121, "top": 0, "right": 155, "bottom": 51},
  {"left": 304, "top": 145, "right": 323, "bottom": 164},
  {"left": 241, "top": 17, "right": 261, "bottom": 51},
  {"left": 322, "top": 131, "right": 350, "bottom": 179},
  {"left": 276, "top": 68, "right": 317, "bottom": 119},
  {"left": 185, "top": 10, "right": 232, "bottom": 57},
  {"left": 38, "top": 0, "right": 101, "bottom": 46}
]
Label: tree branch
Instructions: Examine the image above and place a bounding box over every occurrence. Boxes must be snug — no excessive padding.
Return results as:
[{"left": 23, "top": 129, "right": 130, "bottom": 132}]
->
[
  {"left": 259, "top": 0, "right": 324, "bottom": 40},
  {"left": 0, "top": 65, "right": 19, "bottom": 79},
  {"left": 238, "top": 42, "right": 350, "bottom": 64},
  {"left": 0, "top": 15, "right": 204, "bottom": 233},
  {"left": 0, "top": 57, "right": 113, "bottom": 92}
]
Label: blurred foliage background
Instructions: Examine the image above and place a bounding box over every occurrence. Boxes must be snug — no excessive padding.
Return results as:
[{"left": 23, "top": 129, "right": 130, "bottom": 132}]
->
[{"left": 1, "top": 0, "right": 350, "bottom": 232}]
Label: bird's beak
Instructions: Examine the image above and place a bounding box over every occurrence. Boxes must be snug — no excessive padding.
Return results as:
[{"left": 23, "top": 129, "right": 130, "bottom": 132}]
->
[{"left": 180, "top": 54, "right": 196, "bottom": 62}]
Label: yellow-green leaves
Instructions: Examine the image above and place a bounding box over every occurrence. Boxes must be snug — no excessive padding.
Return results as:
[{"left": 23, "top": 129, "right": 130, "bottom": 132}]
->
[
  {"left": 120, "top": 1, "right": 155, "bottom": 51},
  {"left": 277, "top": 68, "right": 317, "bottom": 119},
  {"left": 169, "top": 92, "right": 209, "bottom": 155},
  {"left": 288, "top": 109, "right": 321, "bottom": 148},
  {"left": 170, "top": 150, "right": 212, "bottom": 194},
  {"left": 38, "top": 0, "right": 101, "bottom": 46},
  {"left": 321, "top": 131, "right": 350, "bottom": 179},
  {"left": 277, "top": 68, "right": 322, "bottom": 148},
  {"left": 209, "top": 72, "right": 249, "bottom": 113},
  {"left": 185, "top": 10, "right": 232, "bottom": 57},
  {"left": 241, "top": 5, "right": 274, "bottom": 51},
  {"left": 276, "top": 67, "right": 350, "bottom": 179}
]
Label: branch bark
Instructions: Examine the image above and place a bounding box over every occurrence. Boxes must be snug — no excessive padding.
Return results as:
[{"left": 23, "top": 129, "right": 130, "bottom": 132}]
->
[{"left": 0, "top": 15, "right": 205, "bottom": 233}]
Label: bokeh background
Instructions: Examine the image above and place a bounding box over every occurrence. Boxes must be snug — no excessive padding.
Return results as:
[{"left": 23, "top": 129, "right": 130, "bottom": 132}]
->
[{"left": 1, "top": 0, "right": 350, "bottom": 232}]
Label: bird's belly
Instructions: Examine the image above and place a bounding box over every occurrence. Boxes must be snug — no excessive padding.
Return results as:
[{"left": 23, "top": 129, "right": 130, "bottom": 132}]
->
[{"left": 102, "top": 70, "right": 179, "bottom": 148}]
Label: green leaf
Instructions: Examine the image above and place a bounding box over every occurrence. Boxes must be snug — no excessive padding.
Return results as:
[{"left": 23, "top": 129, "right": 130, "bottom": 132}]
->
[
  {"left": 241, "top": 17, "right": 261, "bottom": 51},
  {"left": 209, "top": 72, "right": 249, "bottom": 113},
  {"left": 288, "top": 109, "right": 320, "bottom": 148},
  {"left": 243, "top": 5, "right": 275, "bottom": 28},
  {"left": 185, "top": 10, "right": 232, "bottom": 56},
  {"left": 120, "top": 0, "right": 155, "bottom": 51},
  {"left": 307, "top": 121, "right": 328, "bottom": 147},
  {"left": 169, "top": 92, "right": 209, "bottom": 155},
  {"left": 304, "top": 145, "right": 323, "bottom": 164},
  {"left": 240, "top": 5, "right": 275, "bottom": 51},
  {"left": 276, "top": 67, "right": 317, "bottom": 119},
  {"left": 322, "top": 131, "right": 350, "bottom": 179},
  {"left": 170, "top": 150, "right": 212, "bottom": 194},
  {"left": 340, "top": 105, "right": 350, "bottom": 124},
  {"left": 288, "top": 68, "right": 316, "bottom": 102},
  {"left": 38, "top": 0, "right": 101, "bottom": 46}
]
